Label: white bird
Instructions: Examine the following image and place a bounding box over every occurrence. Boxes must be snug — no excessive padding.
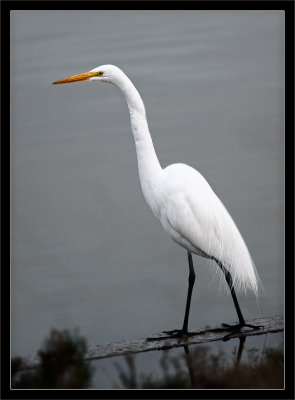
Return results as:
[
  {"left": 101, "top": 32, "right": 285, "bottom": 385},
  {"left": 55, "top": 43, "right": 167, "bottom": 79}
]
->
[{"left": 53, "top": 65, "right": 262, "bottom": 340}]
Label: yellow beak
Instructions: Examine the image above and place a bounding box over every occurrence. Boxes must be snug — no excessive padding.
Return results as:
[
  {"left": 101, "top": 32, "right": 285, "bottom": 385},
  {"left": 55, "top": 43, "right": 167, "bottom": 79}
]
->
[{"left": 52, "top": 71, "right": 99, "bottom": 85}]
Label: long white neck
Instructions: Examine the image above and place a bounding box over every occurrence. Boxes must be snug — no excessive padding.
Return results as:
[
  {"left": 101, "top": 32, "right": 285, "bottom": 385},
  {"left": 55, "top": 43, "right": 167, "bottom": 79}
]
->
[{"left": 115, "top": 73, "right": 163, "bottom": 213}]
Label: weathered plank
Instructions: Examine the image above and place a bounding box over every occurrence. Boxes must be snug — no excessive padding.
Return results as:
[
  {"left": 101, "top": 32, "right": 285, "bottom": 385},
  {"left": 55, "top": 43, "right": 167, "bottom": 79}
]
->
[{"left": 20, "top": 315, "right": 283, "bottom": 369}]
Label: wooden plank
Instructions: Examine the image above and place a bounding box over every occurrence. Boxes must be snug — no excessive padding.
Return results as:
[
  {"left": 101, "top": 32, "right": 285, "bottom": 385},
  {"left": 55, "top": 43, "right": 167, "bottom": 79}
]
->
[{"left": 21, "top": 315, "right": 283, "bottom": 369}]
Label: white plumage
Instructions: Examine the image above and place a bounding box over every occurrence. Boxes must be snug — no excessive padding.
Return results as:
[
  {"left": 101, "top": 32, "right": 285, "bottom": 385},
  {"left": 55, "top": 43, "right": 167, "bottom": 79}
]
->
[
  {"left": 156, "top": 163, "right": 259, "bottom": 296},
  {"left": 53, "top": 64, "right": 262, "bottom": 339}
]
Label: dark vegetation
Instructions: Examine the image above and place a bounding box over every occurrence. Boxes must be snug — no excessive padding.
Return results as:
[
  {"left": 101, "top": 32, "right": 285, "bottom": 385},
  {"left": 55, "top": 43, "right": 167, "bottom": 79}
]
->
[
  {"left": 11, "top": 329, "right": 92, "bottom": 389},
  {"left": 12, "top": 329, "right": 283, "bottom": 389},
  {"left": 114, "top": 345, "right": 284, "bottom": 389}
]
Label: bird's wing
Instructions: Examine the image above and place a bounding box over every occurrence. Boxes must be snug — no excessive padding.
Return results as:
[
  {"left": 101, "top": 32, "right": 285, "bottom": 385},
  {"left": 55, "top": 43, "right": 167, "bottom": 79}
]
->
[
  {"left": 160, "top": 164, "right": 259, "bottom": 294},
  {"left": 160, "top": 163, "right": 221, "bottom": 254}
]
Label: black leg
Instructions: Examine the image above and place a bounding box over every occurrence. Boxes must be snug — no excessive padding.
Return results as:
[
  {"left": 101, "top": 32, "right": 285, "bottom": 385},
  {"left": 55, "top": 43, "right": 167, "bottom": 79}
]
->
[
  {"left": 182, "top": 251, "right": 196, "bottom": 332},
  {"left": 162, "top": 251, "right": 195, "bottom": 340},
  {"left": 216, "top": 259, "right": 245, "bottom": 324},
  {"left": 147, "top": 251, "right": 196, "bottom": 342},
  {"left": 213, "top": 257, "right": 262, "bottom": 341}
]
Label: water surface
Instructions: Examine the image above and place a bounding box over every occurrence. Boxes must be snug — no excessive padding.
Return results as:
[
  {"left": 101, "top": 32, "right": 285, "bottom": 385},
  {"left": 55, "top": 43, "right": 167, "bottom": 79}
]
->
[{"left": 11, "top": 10, "right": 284, "bottom": 358}]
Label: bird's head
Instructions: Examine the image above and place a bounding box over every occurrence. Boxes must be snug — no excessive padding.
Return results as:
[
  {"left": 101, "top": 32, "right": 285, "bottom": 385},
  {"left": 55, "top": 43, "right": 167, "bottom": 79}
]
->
[{"left": 52, "top": 64, "right": 124, "bottom": 85}]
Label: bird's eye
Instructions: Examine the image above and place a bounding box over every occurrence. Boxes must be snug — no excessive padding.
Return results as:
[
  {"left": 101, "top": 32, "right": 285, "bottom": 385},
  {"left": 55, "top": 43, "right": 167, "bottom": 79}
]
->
[{"left": 95, "top": 71, "right": 104, "bottom": 76}]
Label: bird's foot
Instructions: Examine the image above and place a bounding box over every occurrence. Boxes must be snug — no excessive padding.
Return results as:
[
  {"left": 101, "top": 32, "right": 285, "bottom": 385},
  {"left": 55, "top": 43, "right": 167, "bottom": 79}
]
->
[
  {"left": 147, "top": 329, "right": 194, "bottom": 344},
  {"left": 221, "top": 321, "right": 263, "bottom": 342}
]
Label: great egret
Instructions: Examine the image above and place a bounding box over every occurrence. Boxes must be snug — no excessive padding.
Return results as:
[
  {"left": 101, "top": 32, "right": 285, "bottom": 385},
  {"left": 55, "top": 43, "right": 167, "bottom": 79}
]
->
[{"left": 53, "top": 65, "right": 262, "bottom": 340}]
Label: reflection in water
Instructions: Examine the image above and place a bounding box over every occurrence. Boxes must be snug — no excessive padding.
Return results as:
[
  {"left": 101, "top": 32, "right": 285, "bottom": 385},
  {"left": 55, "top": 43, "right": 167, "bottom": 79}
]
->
[
  {"left": 12, "top": 329, "right": 284, "bottom": 389},
  {"left": 183, "top": 336, "right": 246, "bottom": 387},
  {"left": 112, "top": 335, "right": 283, "bottom": 389},
  {"left": 235, "top": 336, "right": 246, "bottom": 364},
  {"left": 183, "top": 344, "right": 196, "bottom": 387},
  {"left": 86, "top": 331, "right": 284, "bottom": 388}
]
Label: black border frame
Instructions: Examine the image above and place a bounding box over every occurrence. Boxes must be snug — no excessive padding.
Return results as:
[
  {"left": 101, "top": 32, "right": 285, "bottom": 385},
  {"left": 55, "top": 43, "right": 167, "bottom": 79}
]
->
[{"left": 2, "top": 1, "right": 294, "bottom": 399}]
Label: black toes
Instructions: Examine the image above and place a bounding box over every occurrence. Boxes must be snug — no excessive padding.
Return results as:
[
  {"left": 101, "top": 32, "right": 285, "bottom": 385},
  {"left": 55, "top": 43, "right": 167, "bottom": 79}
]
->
[
  {"left": 147, "top": 329, "right": 191, "bottom": 343},
  {"left": 244, "top": 323, "right": 264, "bottom": 329},
  {"left": 221, "top": 322, "right": 262, "bottom": 341},
  {"left": 221, "top": 323, "right": 235, "bottom": 328},
  {"left": 162, "top": 329, "right": 182, "bottom": 335}
]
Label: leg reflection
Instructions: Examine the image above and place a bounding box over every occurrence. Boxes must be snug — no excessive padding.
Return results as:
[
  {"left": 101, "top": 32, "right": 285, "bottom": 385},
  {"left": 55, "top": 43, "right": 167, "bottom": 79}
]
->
[
  {"left": 183, "top": 344, "right": 196, "bottom": 388},
  {"left": 236, "top": 336, "right": 246, "bottom": 364},
  {"left": 182, "top": 336, "right": 247, "bottom": 388}
]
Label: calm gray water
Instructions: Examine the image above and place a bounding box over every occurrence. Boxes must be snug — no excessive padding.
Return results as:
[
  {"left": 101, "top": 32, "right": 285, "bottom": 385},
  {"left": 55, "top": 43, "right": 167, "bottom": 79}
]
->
[{"left": 11, "top": 11, "right": 284, "bottom": 360}]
